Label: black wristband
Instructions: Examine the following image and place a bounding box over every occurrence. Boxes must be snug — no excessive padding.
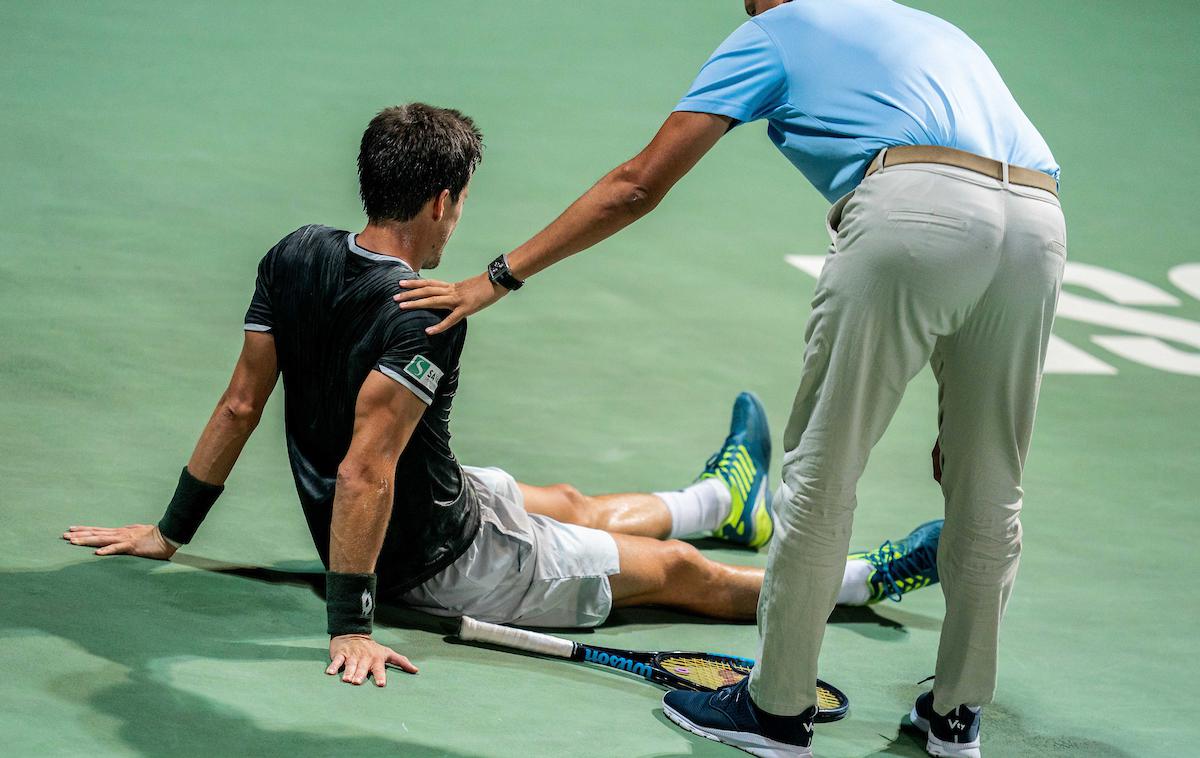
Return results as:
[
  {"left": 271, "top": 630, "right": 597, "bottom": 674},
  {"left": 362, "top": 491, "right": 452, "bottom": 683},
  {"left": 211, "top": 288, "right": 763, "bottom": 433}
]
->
[
  {"left": 157, "top": 467, "right": 224, "bottom": 545},
  {"left": 326, "top": 572, "right": 377, "bottom": 637}
]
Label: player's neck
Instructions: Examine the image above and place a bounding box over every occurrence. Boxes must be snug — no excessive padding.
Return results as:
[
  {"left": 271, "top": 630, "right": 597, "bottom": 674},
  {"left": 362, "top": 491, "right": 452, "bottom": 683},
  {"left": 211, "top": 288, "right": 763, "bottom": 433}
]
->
[{"left": 355, "top": 223, "right": 425, "bottom": 271}]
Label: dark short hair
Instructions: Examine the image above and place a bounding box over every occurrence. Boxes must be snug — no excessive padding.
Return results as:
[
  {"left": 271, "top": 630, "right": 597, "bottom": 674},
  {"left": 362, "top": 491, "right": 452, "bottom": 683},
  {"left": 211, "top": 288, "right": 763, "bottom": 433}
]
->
[{"left": 357, "top": 103, "right": 483, "bottom": 223}]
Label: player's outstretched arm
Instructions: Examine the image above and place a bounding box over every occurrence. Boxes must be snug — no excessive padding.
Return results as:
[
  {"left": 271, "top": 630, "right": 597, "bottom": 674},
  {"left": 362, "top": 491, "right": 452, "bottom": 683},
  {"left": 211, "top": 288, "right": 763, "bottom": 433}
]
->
[
  {"left": 325, "top": 370, "right": 426, "bottom": 687},
  {"left": 64, "top": 331, "right": 279, "bottom": 558},
  {"left": 394, "top": 110, "right": 732, "bottom": 334}
]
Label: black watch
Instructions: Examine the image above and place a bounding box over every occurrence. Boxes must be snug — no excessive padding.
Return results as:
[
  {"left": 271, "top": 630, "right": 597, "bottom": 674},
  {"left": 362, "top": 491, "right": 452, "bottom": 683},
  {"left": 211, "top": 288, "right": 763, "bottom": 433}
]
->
[{"left": 487, "top": 254, "right": 525, "bottom": 291}]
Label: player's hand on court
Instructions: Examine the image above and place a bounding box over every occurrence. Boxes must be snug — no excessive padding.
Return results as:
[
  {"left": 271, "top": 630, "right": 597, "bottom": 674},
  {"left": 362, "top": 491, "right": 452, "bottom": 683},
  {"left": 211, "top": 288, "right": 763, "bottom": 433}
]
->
[
  {"left": 62, "top": 523, "right": 178, "bottom": 560},
  {"left": 327, "top": 634, "right": 419, "bottom": 686},
  {"left": 394, "top": 272, "right": 505, "bottom": 335}
]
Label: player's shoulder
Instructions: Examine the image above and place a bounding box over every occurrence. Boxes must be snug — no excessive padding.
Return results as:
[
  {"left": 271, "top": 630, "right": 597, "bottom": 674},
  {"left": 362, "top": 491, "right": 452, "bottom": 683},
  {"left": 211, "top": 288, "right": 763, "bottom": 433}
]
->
[
  {"left": 265, "top": 224, "right": 347, "bottom": 260},
  {"left": 254, "top": 224, "right": 350, "bottom": 283},
  {"left": 381, "top": 287, "right": 467, "bottom": 343}
]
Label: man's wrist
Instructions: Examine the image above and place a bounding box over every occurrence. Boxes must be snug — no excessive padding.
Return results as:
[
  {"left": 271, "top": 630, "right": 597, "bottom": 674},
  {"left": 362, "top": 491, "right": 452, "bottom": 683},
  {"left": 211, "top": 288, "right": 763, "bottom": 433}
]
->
[
  {"left": 158, "top": 529, "right": 182, "bottom": 550},
  {"left": 326, "top": 571, "right": 377, "bottom": 637},
  {"left": 158, "top": 467, "right": 224, "bottom": 545},
  {"left": 486, "top": 254, "right": 524, "bottom": 291}
]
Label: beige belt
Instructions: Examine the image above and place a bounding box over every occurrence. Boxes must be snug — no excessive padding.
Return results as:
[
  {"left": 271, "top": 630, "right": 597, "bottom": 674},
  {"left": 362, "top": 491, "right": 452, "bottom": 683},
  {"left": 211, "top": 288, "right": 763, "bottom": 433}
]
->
[{"left": 864, "top": 145, "right": 1058, "bottom": 197}]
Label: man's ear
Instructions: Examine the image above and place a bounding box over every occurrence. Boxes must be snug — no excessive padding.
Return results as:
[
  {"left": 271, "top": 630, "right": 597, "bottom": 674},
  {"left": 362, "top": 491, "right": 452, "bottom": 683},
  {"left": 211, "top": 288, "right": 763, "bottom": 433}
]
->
[{"left": 431, "top": 189, "right": 451, "bottom": 222}]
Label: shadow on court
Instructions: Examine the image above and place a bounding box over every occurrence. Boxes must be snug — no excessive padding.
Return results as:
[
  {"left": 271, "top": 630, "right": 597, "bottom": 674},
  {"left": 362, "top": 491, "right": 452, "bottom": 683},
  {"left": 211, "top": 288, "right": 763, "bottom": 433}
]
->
[
  {"left": 1, "top": 557, "right": 487, "bottom": 758},
  {"left": 4, "top": 555, "right": 1133, "bottom": 757},
  {"left": 607, "top": 600, "right": 931, "bottom": 642},
  {"left": 181, "top": 554, "right": 935, "bottom": 642},
  {"left": 865, "top": 707, "right": 1136, "bottom": 758}
]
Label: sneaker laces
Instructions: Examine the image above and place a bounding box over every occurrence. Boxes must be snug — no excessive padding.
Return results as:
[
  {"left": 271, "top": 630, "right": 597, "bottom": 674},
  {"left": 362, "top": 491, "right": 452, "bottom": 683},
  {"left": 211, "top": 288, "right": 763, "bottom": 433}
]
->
[
  {"left": 700, "top": 443, "right": 735, "bottom": 479},
  {"left": 703, "top": 450, "right": 721, "bottom": 473},
  {"left": 715, "top": 681, "right": 744, "bottom": 705},
  {"left": 868, "top": 540, "right": 937, "bottom": 602}
]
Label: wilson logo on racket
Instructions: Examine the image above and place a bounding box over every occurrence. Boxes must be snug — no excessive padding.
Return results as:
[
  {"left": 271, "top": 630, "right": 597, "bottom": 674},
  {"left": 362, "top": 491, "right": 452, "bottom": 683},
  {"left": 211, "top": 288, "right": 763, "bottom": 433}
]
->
[{"left": 583, "top": 648, "right": 653, "bottom": 677}]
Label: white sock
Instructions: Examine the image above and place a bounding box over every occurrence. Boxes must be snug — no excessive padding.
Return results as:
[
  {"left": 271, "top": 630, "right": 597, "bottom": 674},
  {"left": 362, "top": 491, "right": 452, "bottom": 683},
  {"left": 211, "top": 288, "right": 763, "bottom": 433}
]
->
[
  {"left": 656, "top": 478, "right": 732, "bottom": 539},
  {"left": 835, "top": 559, "right": 874, "bottom": 606}
]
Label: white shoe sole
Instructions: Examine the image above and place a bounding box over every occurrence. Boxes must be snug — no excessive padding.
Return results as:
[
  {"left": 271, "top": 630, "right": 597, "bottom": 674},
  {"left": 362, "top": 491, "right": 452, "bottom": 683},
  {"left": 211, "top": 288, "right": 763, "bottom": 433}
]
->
[
  {"left": 909, "top": 706, "right": 982, "bottom": 758},
  {"left": 663, "top": 703, "right": 813, "bottom": 758}
]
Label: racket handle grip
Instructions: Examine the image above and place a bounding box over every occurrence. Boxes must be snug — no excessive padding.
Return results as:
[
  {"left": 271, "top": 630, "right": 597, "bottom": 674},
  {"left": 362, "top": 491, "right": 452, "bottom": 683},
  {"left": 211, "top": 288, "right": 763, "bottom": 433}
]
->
[{"left": 458, "top": 616, "right": 575, "bottom": 658}]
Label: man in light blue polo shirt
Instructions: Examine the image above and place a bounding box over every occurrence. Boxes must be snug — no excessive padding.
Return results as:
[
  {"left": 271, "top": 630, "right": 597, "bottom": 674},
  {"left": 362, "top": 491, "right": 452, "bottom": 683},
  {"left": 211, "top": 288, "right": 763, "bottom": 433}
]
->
[
  {"left": 676, "top": 0, "right": 1059, "bottom": 202},
  {"left": 396, "top": 2, "right": 1065, "bottom": 755}
]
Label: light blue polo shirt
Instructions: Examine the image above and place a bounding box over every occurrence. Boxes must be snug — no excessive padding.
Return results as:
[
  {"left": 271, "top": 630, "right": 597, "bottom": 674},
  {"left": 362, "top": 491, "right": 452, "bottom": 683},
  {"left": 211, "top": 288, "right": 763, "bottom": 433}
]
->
[{"left": 675, "top": 0, "right": 1059, "bottom": 203}]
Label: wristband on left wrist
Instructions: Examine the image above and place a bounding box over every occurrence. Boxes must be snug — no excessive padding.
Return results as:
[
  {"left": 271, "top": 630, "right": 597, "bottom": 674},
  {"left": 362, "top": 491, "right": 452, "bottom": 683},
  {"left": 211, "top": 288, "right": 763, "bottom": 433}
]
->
[
  {"left": 326, "top": 571, "right": 377, "bottom": 637},
  {"left": 157, "top": 467, "right": 224, "bottom": 545}
]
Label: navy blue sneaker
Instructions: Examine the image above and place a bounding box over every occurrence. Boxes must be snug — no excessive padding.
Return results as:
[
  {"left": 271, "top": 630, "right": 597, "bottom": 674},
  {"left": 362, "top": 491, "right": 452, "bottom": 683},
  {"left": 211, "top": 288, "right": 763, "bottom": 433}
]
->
[
  {"left": 663, "top": 678, "right": 814, "bottom": 757},
  {"left": 909, "top": 691, "right": 981, "bottom": 757},
  {"left": 848, "top": 519, "right": 943, "bottom": 603},
  {"left": 701, "top": 392, "right": 774, "bottom": 548}
]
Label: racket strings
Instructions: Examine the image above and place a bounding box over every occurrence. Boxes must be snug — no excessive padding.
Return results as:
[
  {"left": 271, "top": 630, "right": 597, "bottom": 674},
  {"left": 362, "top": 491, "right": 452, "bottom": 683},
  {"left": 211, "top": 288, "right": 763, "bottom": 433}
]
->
[
  {"left": 656, "top": 655, "right": 845, "bottom": 713},
  {"left": 658, "top": 655, "right": 748, "bottom": 690},
  {"left": 816, "top": 687, "right": 843, "bottom": 710}
]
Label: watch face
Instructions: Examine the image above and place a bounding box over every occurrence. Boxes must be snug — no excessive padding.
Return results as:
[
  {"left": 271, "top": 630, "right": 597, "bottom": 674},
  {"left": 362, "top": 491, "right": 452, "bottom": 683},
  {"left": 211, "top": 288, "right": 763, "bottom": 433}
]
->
[{"left": 488, "top": 255, "right": 522, "bottom": 290}]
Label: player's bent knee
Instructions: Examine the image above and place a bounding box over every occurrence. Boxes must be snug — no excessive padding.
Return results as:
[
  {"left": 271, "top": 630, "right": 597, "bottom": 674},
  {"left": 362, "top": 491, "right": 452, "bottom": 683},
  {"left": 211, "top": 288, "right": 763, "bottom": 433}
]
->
[
  {"left": 550, "top": 482, "right": 586, "bottom": 505},
  {"left": 660, "top": 540, "right": 710, "bottom": 580},
  {"left": 552, "top": 482, "right": 590, "bottom": 513},
  {"left": 547, "top": 483, "right": 591, "bottom": 523}
]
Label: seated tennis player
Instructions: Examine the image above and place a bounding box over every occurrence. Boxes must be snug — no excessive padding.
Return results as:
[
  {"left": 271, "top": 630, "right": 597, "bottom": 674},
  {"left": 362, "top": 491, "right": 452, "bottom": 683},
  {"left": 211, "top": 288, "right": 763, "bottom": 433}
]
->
[{"left": 64, "top": 104, "right": 941, "bottom": 688}]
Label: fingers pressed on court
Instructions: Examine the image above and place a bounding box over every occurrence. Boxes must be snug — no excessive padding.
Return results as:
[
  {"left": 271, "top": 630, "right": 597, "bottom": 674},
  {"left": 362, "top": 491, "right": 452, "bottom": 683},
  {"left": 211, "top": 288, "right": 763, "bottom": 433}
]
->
[
  {"left": 96, "top": 542, "right": 131, "bottom": 556},
  {"left": 70, "top": 535, "right": 118, "bottom": 547},
  {"left": 372, "top": 661, "right": 386, "bottom": 687},
  {"left": 326, "top": 653, "right": 345, "bottom": 675},
  {"left": 387, "top": 651, "right": 418, "bottom": 674},
  {"left": 68, "top": 528, "right": 118, "bottom": 537},
  {"left": 360, "top": 657, "right": 376, "bottom": 684}
]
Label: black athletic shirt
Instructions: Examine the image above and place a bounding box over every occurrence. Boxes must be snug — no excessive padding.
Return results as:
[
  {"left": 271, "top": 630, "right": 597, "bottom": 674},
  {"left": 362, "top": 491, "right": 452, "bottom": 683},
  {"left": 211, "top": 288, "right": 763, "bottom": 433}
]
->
[{"left": 244, "top": 224, "right": 479, "bottom": 595}]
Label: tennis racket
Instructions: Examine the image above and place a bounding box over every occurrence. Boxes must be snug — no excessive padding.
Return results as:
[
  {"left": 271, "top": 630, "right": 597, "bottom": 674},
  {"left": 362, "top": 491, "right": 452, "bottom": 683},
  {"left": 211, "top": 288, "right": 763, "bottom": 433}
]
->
[{"left": 458, "top": 616, "right": 849, "bottom": 723}]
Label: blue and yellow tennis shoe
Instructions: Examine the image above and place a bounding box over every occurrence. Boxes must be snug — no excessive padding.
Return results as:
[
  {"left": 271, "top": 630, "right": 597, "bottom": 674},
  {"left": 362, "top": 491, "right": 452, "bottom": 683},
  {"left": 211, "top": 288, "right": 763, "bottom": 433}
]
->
[
  {"left": 701, "top": 392, "right": 773, "bottom": 549},
  {"left": 850, "top": 519, "right": 943, "bottom": 603}
]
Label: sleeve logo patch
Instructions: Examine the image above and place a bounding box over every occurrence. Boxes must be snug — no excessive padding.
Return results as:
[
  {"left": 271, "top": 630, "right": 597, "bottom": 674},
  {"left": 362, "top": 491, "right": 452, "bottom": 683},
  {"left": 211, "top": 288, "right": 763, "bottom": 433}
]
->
[{"left": 403, "top": 355, "right": 443, "bottom": 394}]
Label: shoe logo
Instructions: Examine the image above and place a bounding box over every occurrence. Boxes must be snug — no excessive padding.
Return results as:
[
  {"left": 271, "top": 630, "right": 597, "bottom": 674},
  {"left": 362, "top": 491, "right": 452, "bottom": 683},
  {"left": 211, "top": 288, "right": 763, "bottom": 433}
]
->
[
  {"left": 803, "top": 723, "right": 813, "bottom": 734},
  {"left": 947, "top": 718, "right": 965, "bottom": 731}
]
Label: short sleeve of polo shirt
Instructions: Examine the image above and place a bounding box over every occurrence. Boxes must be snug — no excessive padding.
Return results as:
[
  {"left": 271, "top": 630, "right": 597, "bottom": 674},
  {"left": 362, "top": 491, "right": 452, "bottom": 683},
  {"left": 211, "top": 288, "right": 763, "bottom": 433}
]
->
[
  {"left": 244, "top": 251, "right": 276, "bottom": 333},
  {"left": 375, "top": 311, "right": 451, "bottom": 406},
  {"left": 674, "top": 19, "right": 787, "bottom": 124}
]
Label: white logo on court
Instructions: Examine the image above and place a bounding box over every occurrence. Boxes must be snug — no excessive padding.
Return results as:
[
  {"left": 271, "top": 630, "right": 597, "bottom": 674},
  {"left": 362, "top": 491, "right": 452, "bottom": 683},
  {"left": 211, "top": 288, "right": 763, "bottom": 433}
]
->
[{"left": 785, "top": 256, "right": 1200, "bottom": 376}]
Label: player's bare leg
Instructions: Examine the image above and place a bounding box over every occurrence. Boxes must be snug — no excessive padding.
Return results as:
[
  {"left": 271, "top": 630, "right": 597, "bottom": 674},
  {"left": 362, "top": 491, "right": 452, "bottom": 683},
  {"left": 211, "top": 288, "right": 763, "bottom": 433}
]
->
[
  {"left": 517, "top": 483, "right": 674, "bottom": 538},
  {"left": 518, "top": 391, "right": 775, "bottom": 547},
  {"left": 607, "top": 533, "right": 763, "bottom": 620},
  {"left": 601, "top": 524, "right": 944, "bottom": 619}
]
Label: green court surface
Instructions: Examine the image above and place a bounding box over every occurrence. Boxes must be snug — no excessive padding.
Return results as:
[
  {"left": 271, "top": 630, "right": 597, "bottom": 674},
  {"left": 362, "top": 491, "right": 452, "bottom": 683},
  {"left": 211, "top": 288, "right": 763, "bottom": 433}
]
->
[{"left": 2, "top": 1, "right": 1197, "bottom": 756}]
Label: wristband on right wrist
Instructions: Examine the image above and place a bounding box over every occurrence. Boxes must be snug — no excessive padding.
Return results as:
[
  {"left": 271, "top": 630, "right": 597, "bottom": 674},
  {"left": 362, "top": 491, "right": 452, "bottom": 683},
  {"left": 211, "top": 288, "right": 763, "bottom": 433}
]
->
[
  {"left": 157, "top": 467, "right": 224, "bottom": 545},
  {"left": 326, "top": 571, "right": 377, "bottom": 637}
]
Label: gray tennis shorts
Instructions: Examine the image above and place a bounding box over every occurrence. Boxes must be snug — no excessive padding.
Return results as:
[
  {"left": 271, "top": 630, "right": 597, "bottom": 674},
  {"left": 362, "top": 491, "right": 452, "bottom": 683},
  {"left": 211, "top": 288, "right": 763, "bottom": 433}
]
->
[{"left": 400, "top": 466, "right": 621, "bottom": 628}]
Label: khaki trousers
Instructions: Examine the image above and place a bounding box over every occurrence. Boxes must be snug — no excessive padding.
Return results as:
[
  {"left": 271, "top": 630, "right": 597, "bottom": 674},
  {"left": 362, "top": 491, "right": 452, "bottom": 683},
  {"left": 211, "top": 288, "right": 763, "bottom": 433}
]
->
[{"left": 748, "top": 163, "right": 1066, "bottom": 716}]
